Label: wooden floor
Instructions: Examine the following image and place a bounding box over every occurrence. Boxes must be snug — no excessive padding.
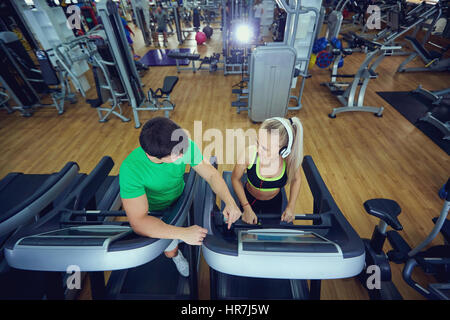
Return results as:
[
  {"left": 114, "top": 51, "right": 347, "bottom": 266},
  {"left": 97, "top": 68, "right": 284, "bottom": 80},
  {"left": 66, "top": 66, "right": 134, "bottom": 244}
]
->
[{"left": 0, "top": 22, "right": 449, "bottom": 300}]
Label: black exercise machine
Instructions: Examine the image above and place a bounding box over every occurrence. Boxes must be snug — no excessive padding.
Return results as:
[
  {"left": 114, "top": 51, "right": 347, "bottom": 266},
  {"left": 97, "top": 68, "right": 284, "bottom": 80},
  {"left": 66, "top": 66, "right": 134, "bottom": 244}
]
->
[
  {"left": 167, "top": 51, "right": 223, "bottom": 73},
  {"left": 4, "top": 161, "right": 199, "bottom": 300},
  {"left": 0, "top": 156, "right": 122, "bottom": 299},
  {"left": 1, "top": 157, "right": 120, "bottom": 299},
  {"left": 413, "top": 85, "right": 450, "bottom": 141},
  {"left": 358, "top": 199, "right": 404, "bottom": 300},
  {"left": 196, "top": 156, "right": 365, "bottom": 300},
  {"left": 359, "top": 178, "right": 450, "bottom": 300},
  {"left": 0, "top": 31, "right": 77, "bottom": 117}
]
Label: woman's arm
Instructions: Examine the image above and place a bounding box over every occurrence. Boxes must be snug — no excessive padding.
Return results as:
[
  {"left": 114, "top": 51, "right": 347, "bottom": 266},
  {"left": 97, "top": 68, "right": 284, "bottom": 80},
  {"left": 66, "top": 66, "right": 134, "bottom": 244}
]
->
[
  {"left": 281, "top": 167, "right": 302, "bottom": 222},
  {"left": 287, "top": 169, "right": 302, "bottom": 210}
]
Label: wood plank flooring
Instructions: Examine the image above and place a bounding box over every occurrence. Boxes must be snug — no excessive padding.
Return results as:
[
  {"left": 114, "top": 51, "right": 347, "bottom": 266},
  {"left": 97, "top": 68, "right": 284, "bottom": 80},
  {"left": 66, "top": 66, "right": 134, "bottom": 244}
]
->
[{"left": 0, "top": 21, "right": 449, "bottom": 300}]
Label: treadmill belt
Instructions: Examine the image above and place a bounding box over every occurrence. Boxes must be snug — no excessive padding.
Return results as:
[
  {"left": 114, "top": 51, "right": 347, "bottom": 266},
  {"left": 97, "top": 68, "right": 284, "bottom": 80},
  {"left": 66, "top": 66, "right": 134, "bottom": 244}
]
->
[
  {"left": 118, "top": 245, "right": 191, "bottom": 298},
  {"left": 0, "top": 269, "right": 48, "bottom": 299},
  {"left": 215, "top": 273, "right": 294, "bottom": 299}
]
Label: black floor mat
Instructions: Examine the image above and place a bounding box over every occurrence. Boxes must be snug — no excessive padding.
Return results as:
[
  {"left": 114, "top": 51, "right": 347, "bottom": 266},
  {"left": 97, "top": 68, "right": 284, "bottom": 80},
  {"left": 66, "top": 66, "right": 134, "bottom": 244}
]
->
[{"left": 377, "top": 91, "right": 450, "bottom": 155}]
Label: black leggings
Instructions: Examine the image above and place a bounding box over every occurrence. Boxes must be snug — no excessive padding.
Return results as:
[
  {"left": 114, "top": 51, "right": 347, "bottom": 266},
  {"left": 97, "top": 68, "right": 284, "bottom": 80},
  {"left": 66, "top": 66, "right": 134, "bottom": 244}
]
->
[{"left": 242, "top": 183, "right": 283, "bottom": 215}]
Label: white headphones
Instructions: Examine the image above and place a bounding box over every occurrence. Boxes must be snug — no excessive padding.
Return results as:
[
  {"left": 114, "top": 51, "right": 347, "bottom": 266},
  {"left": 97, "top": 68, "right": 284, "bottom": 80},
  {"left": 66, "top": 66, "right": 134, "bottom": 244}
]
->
[{"left": 267, "top": 117, "right": 294, "bottom": 158}]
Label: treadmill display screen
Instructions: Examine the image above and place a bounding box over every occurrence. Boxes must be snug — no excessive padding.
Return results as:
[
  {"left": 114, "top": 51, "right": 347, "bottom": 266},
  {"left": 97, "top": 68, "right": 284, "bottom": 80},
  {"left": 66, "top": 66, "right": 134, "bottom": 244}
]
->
[
  {"left": 18, "top": 228, "right": 131, "bottom": 247},
  {"left": 241, "top": 232, "right": 327, "bottom": 243},
  {"left": 38, "top": 229, "right": 126, "bottom": 237},
  {"left": 240, "top": 231, "right": 338, "bottom": 253}
]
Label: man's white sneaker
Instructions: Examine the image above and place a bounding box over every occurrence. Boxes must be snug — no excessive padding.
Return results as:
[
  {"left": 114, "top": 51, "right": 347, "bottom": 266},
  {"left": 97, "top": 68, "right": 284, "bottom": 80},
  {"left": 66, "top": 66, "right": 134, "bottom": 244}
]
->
[{"left": 172, "top": 250, "right": 189, "bottom": 277}]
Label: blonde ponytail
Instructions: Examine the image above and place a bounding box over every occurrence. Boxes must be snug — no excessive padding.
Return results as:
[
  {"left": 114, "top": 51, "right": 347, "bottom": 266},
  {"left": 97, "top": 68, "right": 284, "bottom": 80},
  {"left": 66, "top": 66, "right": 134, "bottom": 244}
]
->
[{"left": 286, "top": 117, "right": 303, "bottom": 184}]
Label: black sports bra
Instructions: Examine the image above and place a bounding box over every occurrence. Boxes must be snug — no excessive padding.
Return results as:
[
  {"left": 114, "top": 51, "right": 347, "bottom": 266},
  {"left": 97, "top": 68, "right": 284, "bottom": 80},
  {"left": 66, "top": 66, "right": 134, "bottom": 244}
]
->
[{"left": 246, "top": 151, "right": 288, "bottom": 192}]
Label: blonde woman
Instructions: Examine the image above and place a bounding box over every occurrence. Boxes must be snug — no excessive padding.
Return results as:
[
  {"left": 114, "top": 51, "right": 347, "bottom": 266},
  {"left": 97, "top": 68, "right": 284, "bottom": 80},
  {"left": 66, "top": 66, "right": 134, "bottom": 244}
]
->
[{"left": 231, "top": 117, "right": 303, "bottom": 224}]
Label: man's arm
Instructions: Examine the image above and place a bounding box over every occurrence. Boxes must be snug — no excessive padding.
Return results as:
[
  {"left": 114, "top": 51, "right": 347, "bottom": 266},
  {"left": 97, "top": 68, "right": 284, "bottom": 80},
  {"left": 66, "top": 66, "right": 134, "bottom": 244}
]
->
[
  {"left": 122, "top": 195, "right": 206, "bottom": 245},
  {"left": 193, "top": 160, "right": 242, "bottom": 228},
  {"left": 193, "top": 160, "right": 235, "bottom": 205}
]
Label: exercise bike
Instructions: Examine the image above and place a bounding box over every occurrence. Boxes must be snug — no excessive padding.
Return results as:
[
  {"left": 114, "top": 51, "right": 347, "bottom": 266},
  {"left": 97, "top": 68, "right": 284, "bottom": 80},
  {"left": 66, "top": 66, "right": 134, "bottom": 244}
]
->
[
  {"left": 388, "top": 178, "right": 450, "bottom": 300},
  {"left": 359, "top": 179, "right": 450, "bottom": 300},
  {"left": 358, "top": 199, "right": 404, "bottom": 300}
]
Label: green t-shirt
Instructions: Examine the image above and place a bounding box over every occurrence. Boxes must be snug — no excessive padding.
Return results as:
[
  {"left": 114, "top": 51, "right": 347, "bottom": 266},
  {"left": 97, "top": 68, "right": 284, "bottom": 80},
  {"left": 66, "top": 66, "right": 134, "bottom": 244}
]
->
[{"left": 119, "top": 139, "right": 203, "bottom": 211}]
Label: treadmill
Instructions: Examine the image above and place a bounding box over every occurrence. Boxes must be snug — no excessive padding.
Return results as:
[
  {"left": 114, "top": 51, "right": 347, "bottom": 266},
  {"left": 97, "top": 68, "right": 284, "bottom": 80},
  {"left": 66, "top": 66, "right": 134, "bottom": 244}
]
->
[
  {"left": 104, "top": 169, "right": 199, "bottom": 300},
  {"left": 0, "top": 161, "right": 79, "bottom": 299},
  {"left": 1, "top": 156, "right": 121, "bottom": 299},
  {"left": 4, "top": 168, "right": 199, "bottom": 300},
  {"left": 0, "top": 162, "right": 79, "bottom": 242},
  {"left": 197, "top": 155, "right": 365, "bottom": 299}
]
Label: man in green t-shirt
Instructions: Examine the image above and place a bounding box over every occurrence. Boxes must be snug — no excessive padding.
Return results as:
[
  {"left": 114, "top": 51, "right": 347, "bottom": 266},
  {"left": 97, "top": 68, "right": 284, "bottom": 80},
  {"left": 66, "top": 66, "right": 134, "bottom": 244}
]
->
[{"left": 120, "top": 117, "right": 242, "bottom": 277}]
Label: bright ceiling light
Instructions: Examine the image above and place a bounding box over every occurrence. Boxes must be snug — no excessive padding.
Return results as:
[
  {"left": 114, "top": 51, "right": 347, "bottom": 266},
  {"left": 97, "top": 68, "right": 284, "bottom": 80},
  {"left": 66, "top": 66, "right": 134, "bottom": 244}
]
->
[{"left": 235, "top": 24, "right": 253, "bottom": 43}]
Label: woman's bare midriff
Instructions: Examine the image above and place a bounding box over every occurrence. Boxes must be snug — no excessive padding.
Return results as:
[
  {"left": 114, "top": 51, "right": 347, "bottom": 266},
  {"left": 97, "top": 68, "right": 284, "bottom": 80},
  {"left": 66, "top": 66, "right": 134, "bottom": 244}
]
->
[{"left": 246, "top": 183, "right": 280, "bottom": 201}]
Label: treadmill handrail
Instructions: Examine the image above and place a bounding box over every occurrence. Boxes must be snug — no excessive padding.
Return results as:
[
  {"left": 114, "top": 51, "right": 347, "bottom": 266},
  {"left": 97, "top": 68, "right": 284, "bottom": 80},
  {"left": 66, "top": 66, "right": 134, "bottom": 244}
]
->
[
  {"left": 302, "top": 156, "right": 364, "bottom": 259},
  {"left": 59, "top": 169, "right": 198, "bottom": 252},
  {"left": 4, "top": 156, "right": 115, "bottom": 249},
  {"left": 36, "top": 156, "right": 115, "bottom": 229},
  {"left": 108, "top": 169, "right": 198, "bottom": 252},
  {"left": 0, "top": 162, "right": 79, "bottom": 236},
  {"left": 5, "top": 169, "right": 197, "bottom": 261}
]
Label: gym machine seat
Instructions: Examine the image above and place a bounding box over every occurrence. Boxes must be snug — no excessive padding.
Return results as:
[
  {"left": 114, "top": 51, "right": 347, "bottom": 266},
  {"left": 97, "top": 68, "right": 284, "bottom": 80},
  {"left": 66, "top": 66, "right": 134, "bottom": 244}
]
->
[
  {"left": 148, "top": 76, "right": 179, "bottom": 102},
  {"left": 167, "top": 52, "right": 201, "bottom": 61},
  {"left": 363, "top": 199, "right": 403, "bottom": 231},
  {"left": 146, "top": 76, "right": 179, "bottom": 118}
]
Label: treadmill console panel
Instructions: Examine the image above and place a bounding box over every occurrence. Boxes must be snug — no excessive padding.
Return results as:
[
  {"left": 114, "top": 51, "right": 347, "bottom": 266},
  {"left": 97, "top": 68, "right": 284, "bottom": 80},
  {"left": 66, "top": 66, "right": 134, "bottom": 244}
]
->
[
  {"left": 239, "top": 230, "right": 340, "bottom": 254},
  {"left": 17, "top": 226, "right": 132, "bottom": 248}
]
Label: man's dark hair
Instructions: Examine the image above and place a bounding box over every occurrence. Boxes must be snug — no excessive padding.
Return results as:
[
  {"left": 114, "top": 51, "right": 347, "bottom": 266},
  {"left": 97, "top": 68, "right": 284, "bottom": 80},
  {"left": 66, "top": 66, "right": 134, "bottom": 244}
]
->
[{"left": 139, "top": 117, "right": 189, "bottom": 159}]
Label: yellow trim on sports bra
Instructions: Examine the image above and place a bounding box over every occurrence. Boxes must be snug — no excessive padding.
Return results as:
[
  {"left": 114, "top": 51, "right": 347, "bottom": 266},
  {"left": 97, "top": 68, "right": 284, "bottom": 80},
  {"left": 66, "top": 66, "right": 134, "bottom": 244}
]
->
[
  {"left": 256, "top": 156, "right": 286, "bottom": 182},
  {"left": 246, "top": 180, "right": 280, "bottom": 192}
]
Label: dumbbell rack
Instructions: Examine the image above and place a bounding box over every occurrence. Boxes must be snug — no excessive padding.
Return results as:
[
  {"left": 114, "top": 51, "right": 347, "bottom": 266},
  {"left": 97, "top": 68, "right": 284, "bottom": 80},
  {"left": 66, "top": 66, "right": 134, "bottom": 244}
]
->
[{"left": 224, "top": 51, "right": 249, "bottom": 76}]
